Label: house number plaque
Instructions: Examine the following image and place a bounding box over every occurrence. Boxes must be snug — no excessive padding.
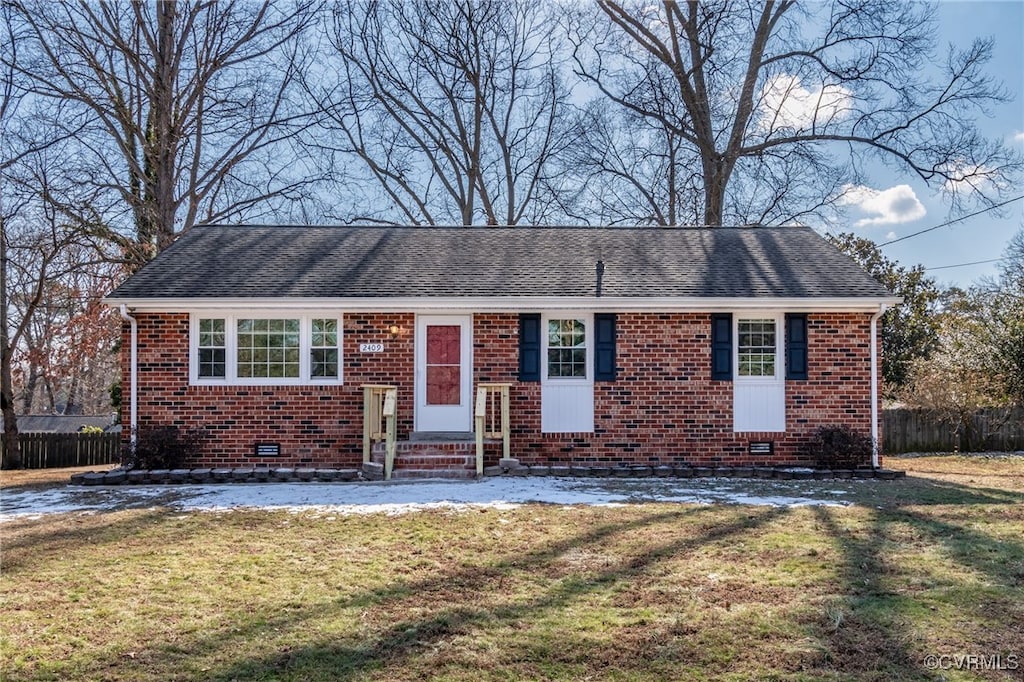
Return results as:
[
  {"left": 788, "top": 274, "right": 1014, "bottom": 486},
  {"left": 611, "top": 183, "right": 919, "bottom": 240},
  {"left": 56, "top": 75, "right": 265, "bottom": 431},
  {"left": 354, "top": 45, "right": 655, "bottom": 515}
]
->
[{"left": 359, "top": 343, "right": 385, "bottom": 353}]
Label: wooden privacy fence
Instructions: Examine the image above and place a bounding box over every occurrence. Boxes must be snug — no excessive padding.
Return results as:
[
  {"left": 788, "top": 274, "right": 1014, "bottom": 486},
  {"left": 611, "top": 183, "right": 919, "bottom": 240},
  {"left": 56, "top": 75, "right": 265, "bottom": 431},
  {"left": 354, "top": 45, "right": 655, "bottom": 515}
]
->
[
  {"left": 883, "top": 407, "right": 1024, "bottom": 454},
  {"left": 2, "top": 432, "right": 121, "bottom": 469}
]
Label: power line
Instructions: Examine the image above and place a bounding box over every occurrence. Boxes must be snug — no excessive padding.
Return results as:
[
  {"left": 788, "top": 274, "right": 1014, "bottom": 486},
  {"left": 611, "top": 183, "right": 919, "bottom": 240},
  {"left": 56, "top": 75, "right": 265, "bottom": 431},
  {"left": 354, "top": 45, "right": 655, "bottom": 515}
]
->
[
  {"left": 879, "top": 194, "right": 1024, "bottom": 248},
  {"left": 925, "top": 257, "right": 1006, "bottom": 271}
]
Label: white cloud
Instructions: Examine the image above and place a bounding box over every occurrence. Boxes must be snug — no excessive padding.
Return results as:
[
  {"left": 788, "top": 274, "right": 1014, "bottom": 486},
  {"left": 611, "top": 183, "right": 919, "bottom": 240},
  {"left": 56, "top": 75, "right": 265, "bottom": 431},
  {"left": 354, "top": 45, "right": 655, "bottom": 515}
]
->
[
  {"left": 940, "top": 160, "right": 1002, "bottom": 194},
  {"left": 1013, "top": 131, "right": 1024, "bottom": 144},
  {"left": 757, "top": 75, "right": 853, "bottom": 132},
  {"left": 838, "top": 184, "right": 926, "bottom": 228},
  {"left": 885, "top": 231, "right": 897, "bottom": 241}
]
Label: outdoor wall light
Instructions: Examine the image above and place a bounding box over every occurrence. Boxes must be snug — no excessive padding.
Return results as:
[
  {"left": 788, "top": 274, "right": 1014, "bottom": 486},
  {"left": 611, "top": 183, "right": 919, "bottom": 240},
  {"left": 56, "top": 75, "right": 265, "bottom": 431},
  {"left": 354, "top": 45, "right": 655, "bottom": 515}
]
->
[{"left": 388, "top": 324, "right": 402, "bottom": 339}]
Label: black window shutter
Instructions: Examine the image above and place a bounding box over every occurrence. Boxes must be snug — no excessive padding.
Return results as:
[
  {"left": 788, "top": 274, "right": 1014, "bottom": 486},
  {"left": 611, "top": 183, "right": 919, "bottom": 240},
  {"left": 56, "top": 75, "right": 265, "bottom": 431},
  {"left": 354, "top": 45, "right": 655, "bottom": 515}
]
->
[
  {"left": 518, "top": 313, "right": 541, "bottom": 382},
  {"left": 786, "top": 313, "right": 808, "bottom": 380},
  {"left": 594, "top": 313, "right": 617, "bottom": 381},
  {"left": 711, "top": 313, "right": 732, "bottom": 381}
]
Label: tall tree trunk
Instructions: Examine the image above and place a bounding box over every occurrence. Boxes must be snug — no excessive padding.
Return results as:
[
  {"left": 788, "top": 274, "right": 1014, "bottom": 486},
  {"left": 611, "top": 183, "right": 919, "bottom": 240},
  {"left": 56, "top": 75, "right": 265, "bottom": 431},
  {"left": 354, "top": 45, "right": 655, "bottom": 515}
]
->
[
  {"left": 153, "top": 0, "right": 178, "bottom": 250},
  {"left": 0, "top": 225, "right": 22, "bottom": 469},
  {"left": 703, "top": 156, "right": 727, "bottom": 226},
  {"left": 0, "top": 357, "right": 19, "bottom": 469},
  {"left": 20, "top": 361, "right": 37, "bottom": 413},
  {"left": 64, "top": 373, "right": 79, "bottom": 415}
]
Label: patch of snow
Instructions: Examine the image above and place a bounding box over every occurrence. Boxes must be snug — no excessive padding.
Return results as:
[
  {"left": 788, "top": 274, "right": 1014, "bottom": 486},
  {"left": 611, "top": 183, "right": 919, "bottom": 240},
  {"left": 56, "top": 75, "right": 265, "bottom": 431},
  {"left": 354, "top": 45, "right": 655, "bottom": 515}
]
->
[{"left": 0, "top": 476, "right": 851, "bottom": 521}]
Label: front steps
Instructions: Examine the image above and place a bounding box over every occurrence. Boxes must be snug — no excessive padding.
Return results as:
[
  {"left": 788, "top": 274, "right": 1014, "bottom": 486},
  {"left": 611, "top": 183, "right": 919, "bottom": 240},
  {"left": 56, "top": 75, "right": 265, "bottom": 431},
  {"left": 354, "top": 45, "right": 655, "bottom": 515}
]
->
[{"left": 370, "top": 438, "right": 479, "bottom": 480}]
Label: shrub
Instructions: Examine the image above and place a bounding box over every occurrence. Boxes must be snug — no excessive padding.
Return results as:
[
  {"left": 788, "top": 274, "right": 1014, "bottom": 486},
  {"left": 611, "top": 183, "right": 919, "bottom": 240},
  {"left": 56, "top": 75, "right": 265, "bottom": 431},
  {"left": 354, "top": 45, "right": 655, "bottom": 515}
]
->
[
  {"left": 123, "top": 425, "right": 205, "bottom": 470},
  {"left": 807, "top": 425, "right": 873, "bottom": 469}
]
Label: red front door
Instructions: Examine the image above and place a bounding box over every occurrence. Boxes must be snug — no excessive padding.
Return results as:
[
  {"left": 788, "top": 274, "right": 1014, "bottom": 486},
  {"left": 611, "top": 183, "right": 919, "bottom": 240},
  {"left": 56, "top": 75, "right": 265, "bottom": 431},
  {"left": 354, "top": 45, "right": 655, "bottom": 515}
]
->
[{"left": 416, "top": 315, "right": 472, "bottom": 431}]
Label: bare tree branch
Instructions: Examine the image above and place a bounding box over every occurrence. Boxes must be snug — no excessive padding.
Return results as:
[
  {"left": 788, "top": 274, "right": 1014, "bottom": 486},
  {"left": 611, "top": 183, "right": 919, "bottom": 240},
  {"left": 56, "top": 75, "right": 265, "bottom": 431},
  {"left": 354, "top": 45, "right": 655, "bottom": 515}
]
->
[
  {"left": 570, "top": 0, "right": 1022, "bottom": 226},
  {"left": 313, "top": 0, "right": 575, "bottom": 226},
  {"left": 7, "top": 0, "right": 325, "bottom": 262}
]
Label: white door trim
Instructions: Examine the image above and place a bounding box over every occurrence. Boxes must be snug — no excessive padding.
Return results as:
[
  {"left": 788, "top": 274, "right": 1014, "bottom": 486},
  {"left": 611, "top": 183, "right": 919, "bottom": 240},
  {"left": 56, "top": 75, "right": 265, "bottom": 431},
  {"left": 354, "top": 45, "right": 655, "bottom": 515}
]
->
[
  {"left": 541, "top": 312, "right": 595, "bottom": 433},
  {"left": 733, "top": 312, "right": 786, "bottom": 432},
  {"left": 414, "top": 314, "right": 473, "bottom": 432}
]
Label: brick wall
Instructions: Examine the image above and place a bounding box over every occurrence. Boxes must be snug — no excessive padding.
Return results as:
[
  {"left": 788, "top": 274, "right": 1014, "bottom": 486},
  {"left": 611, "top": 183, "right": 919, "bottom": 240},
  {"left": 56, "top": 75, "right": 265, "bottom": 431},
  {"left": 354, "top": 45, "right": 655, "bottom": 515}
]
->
[
  {"left": 473, "top": 312, "right": 874, "bottom": 467},
  {"left": 122, "top": 312, "right": 414, "bottom": 468},
  {"left": 122, "top": 310, "right": 877, "bottom": 468}
]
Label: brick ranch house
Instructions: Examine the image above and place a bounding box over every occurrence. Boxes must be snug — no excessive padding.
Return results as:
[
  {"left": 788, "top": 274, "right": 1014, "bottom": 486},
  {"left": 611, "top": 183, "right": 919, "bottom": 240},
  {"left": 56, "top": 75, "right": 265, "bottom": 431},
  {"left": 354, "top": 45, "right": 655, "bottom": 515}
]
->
[{"left": 104, "top": 225, "right": 899, "bottom": 474}]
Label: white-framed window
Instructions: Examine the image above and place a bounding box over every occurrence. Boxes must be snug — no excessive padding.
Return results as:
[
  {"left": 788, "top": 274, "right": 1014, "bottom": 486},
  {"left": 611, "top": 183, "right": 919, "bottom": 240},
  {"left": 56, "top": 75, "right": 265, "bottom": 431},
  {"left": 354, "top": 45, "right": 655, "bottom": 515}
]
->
[
  {"left": 310, "top": 318, "right": 340, "bottom": 379},
  {"left": 189, "top": 312, "right": 343, "bottom": 385},
  {"left": 237, "top": 318, "right": 301, "bottom": 379},
  {"left": 737, "top": 318, "right": 777, "bottom": 378},
  {"left": 545, "top": 317, "right": 588, "bottom": 379},
  {"left": 197, "top": 318, "right": 227, "bottom": 379}
]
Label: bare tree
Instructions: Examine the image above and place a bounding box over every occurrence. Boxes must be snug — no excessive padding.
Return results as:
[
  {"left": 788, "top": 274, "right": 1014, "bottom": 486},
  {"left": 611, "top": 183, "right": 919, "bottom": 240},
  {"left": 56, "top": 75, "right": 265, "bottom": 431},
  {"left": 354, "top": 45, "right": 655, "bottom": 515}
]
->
[
  {"left": 9, "top": 0, "right": 325, "bottom": 263},
  {"left": 315, "top": 0, "right": 575, "bottom": 226},
  {"left": 1, "top": 144, "right": 116, "bottom": 467},
  {"left": 14, "top": 246, "right": 121, "bottom": 416},
  {"left": 569, "top": 0, "right": 1022, "bottom": 226},
  {"left": 568, "top": 100, "right": 705, "bottom": 226}
]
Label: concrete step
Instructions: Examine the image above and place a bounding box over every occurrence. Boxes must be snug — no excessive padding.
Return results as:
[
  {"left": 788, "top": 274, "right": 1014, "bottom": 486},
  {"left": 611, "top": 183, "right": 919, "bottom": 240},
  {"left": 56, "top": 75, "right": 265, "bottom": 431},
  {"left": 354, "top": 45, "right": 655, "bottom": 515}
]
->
[
  {"left": 389, "top": 468, "right": 478, "bottom": 480},
  {"left": 385, "top": 455, "right": 475, "bottom": 469},
  {"left": 371, "top": 441, "right": 477, "bottom": 472},
  {"left": 370, "top": 439, "right": 499, "bottom": 478},
  {"left": 374, "top": 442, "right": 477, "bottom": 454},
  {"left": 409, "top": 431, "right": 475, "bottom": 442}
]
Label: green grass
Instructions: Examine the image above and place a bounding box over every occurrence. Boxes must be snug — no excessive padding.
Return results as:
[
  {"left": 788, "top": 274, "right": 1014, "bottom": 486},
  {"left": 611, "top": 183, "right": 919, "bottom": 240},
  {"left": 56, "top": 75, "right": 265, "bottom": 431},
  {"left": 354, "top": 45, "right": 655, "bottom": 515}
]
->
[{"left": 1, "top": 456, "right": 1023, "bottom": 681}]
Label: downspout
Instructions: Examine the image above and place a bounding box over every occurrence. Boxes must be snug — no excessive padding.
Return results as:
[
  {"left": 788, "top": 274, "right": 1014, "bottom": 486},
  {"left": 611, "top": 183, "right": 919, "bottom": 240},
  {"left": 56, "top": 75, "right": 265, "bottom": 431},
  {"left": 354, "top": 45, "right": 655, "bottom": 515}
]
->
[
  {"left": 119, "top": 305, "right": 138, "bottom": 450},
  {"left": 870, "top": 305, "right": 887, "bottom": 469}
]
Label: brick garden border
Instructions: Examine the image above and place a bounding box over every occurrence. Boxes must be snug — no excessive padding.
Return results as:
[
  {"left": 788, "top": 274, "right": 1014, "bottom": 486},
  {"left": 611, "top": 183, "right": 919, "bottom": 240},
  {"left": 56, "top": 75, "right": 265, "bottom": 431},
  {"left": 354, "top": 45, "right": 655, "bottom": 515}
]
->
[{"left": 70, "top": 458, "right": 905, "bottom": 486}]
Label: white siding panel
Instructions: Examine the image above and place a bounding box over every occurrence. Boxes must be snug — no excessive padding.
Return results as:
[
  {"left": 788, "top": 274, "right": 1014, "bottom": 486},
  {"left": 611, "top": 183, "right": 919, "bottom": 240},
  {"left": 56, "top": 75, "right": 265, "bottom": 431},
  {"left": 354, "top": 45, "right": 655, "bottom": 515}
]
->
[
  {"left": 542, "top": 383, "right": 594, "bottom": 433},
  {"left": 733, "top": 382, "right": 786, "bottom": 432}
]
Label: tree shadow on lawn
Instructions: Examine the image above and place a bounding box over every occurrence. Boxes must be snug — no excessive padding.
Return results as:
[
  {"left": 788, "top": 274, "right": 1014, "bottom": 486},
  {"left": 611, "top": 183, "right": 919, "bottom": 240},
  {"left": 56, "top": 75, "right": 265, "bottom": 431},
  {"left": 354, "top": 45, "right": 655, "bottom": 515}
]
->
[
  {"left": 204, "top": 496, "right": 1018, "bottom": 681},
  {"left": 843, "top": 475, "right": 1023, "bottom": 508},
  {"left": 148, "top": 506, "right": 793, "bottom": 680},
  {"left": 0, "top": 507, "right": 181, "bottom": 574},
  {"left": 895, "top": 507, "right": 1024, "bottom": 590},
  {"left": 811, "top": 504, "right": 1024, "bottom": 681},
  {"left": 812, "top": 507, "right": 938, "bottom": 681}
]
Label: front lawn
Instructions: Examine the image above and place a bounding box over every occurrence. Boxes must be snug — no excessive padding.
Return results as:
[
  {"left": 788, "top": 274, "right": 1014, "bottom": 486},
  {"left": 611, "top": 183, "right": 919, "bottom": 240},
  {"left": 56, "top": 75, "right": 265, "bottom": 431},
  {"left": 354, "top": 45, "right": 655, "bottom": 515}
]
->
[{"left": 2, "top": 456, "right": 1022, "bottom": 681}]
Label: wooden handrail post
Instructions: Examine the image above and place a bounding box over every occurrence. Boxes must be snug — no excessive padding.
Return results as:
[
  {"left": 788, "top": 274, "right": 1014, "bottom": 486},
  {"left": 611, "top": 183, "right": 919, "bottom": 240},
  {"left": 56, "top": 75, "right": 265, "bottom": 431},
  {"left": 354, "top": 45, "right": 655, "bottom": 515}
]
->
[
  {"left": 475, "top": 383, "right": 512, "bottom": 477},
  {"left": 362, "top": 387, "right": 373, "bottom": 464},
  {"left": 383, "top": 388, "right": 397, "bottom": 480},
  {"left": 362, "top": 384, "right": 397, "bottom": 472},
  {"left": 500, "top": 384, "right": 511, "bottom": 460},
  {"left": 475, "top": 388, "right": 487, "bottom": 476}
]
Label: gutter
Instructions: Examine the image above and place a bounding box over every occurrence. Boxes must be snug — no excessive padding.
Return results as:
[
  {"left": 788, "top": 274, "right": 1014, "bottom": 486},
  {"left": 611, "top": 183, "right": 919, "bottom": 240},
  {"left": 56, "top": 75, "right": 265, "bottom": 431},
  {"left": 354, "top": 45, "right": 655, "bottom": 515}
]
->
[
  {"left": 103, "top": 295, "right": 904, "bottom": 314},
  {"left": 869, "top": 305, "right": 888, "bottom": 469},
  {"left": 118, "top": 305, "right": 138, "bottom": 449}
]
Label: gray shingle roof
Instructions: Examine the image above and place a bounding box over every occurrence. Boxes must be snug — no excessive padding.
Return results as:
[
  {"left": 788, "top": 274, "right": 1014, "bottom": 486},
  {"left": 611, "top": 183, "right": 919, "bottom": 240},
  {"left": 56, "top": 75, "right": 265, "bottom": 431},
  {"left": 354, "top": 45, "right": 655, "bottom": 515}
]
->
[{"left": 106, "top": 225, "right": 893, "bottom": 300}]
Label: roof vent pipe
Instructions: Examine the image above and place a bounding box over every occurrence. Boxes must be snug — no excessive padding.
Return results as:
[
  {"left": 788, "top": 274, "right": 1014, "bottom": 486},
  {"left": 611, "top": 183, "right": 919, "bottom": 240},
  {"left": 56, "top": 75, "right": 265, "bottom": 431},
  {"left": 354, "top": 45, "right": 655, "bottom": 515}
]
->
[{"left": 596, "top": 260, "right": 605, "bottom": 298}]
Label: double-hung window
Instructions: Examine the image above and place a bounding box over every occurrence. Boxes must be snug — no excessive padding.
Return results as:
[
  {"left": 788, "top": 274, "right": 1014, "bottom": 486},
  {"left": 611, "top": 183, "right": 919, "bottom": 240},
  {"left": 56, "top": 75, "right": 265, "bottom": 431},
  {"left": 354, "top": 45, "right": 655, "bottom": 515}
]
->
[
  {"left": 737, "top": 318, "right": 777, "bottom": 378},
  {"left": 546, "top": 318, "right": 587, "bottom": 378},
  {"left": 310, "top": 318, "right": 339, "bottom": 379},
  {"left": 197, "top": 318, "right": 227, "bottom": 379},
  {"left": 191, "top": 313, "right": 343, "bottom": 385}
]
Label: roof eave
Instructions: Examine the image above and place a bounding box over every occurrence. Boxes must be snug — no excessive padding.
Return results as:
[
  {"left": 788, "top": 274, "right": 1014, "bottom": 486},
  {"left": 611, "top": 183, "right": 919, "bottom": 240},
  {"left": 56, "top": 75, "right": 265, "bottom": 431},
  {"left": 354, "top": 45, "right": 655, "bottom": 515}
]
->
[{"left": 104, "top": 295, "right": 903, "bottom": 313}]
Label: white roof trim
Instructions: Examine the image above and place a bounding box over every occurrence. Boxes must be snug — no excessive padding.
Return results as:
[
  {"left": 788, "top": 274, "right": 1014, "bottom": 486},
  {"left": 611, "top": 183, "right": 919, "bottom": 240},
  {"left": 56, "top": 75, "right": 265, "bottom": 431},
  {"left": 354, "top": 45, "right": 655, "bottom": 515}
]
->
[{"left": 105, "top": 295, "right": 902, "bottom": 313}]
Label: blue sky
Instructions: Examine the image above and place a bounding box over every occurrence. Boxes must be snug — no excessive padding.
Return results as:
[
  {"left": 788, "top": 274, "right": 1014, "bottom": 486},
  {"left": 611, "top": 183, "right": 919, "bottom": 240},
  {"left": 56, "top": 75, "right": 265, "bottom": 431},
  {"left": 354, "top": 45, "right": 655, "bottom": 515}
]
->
[{"left": 833, "top": 0, "right": 1023, "bottom": 288}]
